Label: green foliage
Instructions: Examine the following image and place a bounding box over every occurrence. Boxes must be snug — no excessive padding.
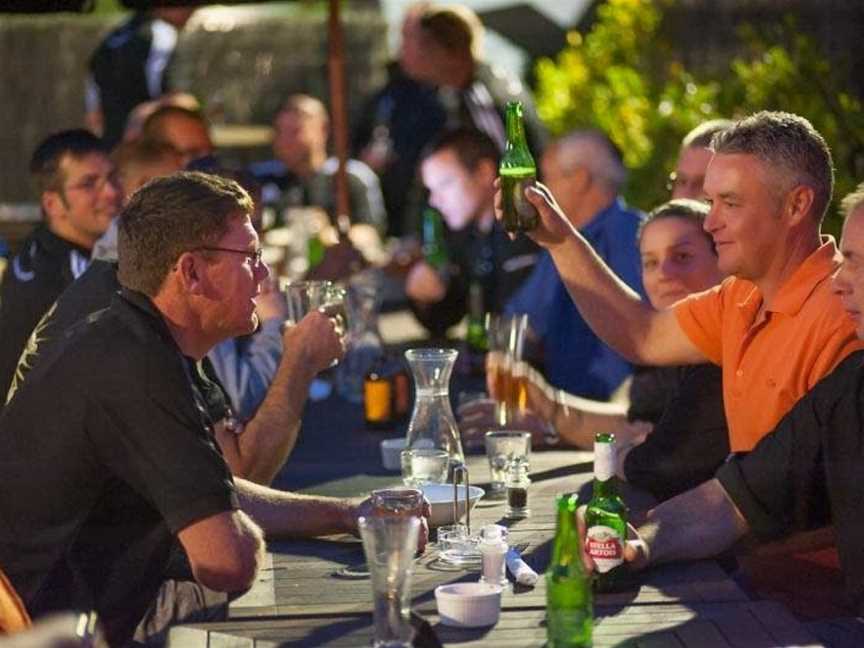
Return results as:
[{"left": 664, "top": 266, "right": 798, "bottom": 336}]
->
[{"left": 534, "top": 0, "right": 864, "bottom": 236}]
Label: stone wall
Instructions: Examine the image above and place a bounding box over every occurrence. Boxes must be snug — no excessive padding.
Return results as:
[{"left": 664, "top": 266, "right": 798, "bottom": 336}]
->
[{"left": 0, "top": 10, "right": 389, "bottom": 202}]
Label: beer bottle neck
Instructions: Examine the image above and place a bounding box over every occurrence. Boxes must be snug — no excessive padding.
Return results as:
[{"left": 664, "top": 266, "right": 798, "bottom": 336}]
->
[
  {"left": 551, "top": 502, "right": 580, "bottom": 566},
  {"left": 591, "top": 475, "right": 619, "bottom": 499},
  {"left": 505, "top": 110, "right": 526, "bottom": 148}
]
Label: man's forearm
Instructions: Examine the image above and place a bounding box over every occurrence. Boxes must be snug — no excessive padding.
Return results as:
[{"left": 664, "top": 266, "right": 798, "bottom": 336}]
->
[
  {"left": 236, "top": 478, "right": 357, "bottom": 538},
  {"left": 547, "top": 234, "right": 679, "bottom": 366},
  {"left": 638, "top": 479, "right": 750, "bottom": 566},
  {"left": 233, "top": 345, "right": 317, "bottom": 484}
]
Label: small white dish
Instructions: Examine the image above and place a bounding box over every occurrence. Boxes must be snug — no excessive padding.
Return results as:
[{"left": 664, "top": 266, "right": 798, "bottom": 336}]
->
[
  {"left": 435, "top": 582, "right": 503, "bottom": 627},
  {"left": 380, "top": 438, "right": 407, "bottom": 471},
  {"left": 420, "top": 483, "right": 485, "bottom": 527}
]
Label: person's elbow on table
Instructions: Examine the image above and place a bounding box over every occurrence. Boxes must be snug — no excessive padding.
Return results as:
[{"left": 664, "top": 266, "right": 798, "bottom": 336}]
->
[{"left": 178, "top": 510, "right": 265, "bottom": 592}]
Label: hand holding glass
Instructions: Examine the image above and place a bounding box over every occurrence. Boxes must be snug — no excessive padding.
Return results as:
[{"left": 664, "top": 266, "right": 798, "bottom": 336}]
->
[{"left": 282, "top": 280, "right": 347, "bottom": 365}]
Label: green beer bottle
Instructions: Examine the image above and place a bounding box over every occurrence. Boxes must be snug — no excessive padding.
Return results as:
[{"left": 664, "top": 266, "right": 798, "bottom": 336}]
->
[
  {"left": 546, "top": 493, "right": 593, "bottom": 647},
  {"left": 499, "top": 101, "right": 539, "bottom": 233},
  {"left": 585, "top": 433, "right": 629, "bottom": 592},
  {"left": 421, "top": 206, "right": 449, "bottom": 270},
  {"left": 465, "top": 281, "right": 488, "bottom": 352}
]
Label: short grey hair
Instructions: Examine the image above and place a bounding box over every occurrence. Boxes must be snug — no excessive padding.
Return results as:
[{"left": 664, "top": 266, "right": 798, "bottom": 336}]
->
[
  {"left": 840, "top": 182, "right": 864, "bottom": 220},
  {"left": 711, "top": 111, "right": 834, "bottom": 223},
  {"left": 681, "top": 119, "right": 734, "bottom": 150},
  {"left": 553, "top": 130, "right": 627, "bottom": 193}
]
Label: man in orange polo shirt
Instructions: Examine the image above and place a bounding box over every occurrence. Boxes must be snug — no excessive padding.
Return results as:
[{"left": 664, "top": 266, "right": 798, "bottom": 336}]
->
[{"left": 497, "top": 110, "right": 861, "bottom": 451}]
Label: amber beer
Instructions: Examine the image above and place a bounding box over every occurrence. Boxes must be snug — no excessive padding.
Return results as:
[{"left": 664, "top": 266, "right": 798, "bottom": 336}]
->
[
  {"left": 499, "top": 101, "right": 539, "bottom": 233},
  {"left": 490, "top": 358, "right": 512, "bottom": 426},
  {"left": 509, "top": 363, "right": 529, "bottom": 413},
  {"left": 500, "top": 172, "right": 539, "bottom": 233},
  {"left": 491, "top": 361, "right": 529, "bottom": 426},
  {"left": 585, "top": 432, "right": 629, "bottom": 592}
]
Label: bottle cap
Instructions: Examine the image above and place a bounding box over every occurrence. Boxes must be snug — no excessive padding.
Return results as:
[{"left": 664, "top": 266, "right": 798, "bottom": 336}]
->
[{"left": 481, "top": 524, "right": 507, "bottom": 544}]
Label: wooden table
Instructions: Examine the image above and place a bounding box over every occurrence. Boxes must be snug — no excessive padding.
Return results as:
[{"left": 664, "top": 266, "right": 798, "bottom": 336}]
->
[{"left": 168, "top": 437, "right": 826, "bottom": 646}]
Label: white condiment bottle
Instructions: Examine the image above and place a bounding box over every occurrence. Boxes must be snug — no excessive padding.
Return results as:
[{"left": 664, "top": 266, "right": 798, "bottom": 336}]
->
[{"left": 479, "top": 524, "right": 508, "bottom": 586}]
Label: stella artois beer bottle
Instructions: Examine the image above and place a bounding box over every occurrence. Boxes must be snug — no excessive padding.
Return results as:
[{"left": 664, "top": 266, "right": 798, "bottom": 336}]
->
[
  {"left": 585, "top": 432, "right": 628, "bottom": 592},
  {"left": 546, "top": 493, "right": 593, "bottom": 647}
]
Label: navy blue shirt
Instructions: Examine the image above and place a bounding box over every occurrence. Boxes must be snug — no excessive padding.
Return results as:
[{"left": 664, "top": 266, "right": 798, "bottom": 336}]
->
[{"left": 506, "top": 198, "right": 644, "bottom": 399}]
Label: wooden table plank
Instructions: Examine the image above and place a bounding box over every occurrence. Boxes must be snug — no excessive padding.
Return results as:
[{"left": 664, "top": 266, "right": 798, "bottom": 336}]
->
[{"left": 173, "top": 601, "right": 824, "bottom": 647}]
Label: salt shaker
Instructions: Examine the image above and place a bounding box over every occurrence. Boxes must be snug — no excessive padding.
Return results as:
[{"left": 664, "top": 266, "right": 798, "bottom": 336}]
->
[
  {"left": 504, "top": 457, "right": 530, "bottom": 519},
  {"left": 479, "top": 524, "right": 508, "bottom": 586}
]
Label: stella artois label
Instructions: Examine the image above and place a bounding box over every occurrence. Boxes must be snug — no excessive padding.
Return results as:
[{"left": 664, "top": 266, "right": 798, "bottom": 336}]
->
[{"left": 586, "top": 525, "right": 624, "bottom": 573}]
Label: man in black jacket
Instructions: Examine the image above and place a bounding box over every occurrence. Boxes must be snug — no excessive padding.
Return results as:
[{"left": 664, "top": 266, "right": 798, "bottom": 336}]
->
[
  {"left": 406, "top": 128, "right": 538, "bottom": 336},
  {"left": 0, "top": 129, "right": 121, "bottom": 408}
]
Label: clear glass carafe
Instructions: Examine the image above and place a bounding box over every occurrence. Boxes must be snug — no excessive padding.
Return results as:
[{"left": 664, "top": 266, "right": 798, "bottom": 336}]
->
[{"left": 404, "top": 348, "right": 464, "bottom": 474}]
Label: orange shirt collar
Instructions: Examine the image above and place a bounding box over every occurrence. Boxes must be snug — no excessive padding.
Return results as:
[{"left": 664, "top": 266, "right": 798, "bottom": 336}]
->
[{"left": 736, "top": 236, "right": 840, "bottom": 317}]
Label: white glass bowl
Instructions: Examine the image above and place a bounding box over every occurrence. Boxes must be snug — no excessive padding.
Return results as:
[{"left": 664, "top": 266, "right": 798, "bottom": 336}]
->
[
  {"left": 435, "top": 582, "right": 503, "bottom": 627},
  {"left": 420, "top": 483, "right": 485, "bottom": 527}
]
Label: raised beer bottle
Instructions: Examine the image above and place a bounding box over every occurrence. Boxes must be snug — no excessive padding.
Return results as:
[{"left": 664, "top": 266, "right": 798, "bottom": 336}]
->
[
  {"left": 546, "top": 493, "right": 593, "bottom": 647},
  {"left": 499, "top": 101, "right": 539, "bottom": 233},
  {"left": 585, "top": 433, "right": 629, "bottom": 592}
]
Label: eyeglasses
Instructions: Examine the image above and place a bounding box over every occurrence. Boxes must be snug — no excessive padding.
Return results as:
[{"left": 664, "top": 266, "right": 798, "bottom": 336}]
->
[
  {"left": 666, "top": 171, "right": 705, "bottom": 196},
  {"left": 197, "top": 246, "right": 264, "bottom": 267},
  {"left": 65, "top": 172, "right": 120, "bottom": 195}
]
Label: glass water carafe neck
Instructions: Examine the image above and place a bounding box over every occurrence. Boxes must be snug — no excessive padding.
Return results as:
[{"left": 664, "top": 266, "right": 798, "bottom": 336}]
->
[{"left": 405, "top": 348, "right": 457, "bottom": 390}]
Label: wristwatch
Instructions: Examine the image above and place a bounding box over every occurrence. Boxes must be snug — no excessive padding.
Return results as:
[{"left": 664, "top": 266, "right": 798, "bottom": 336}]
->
[{"left": 543, "top": 421, "right": 560, "bottom": 447}]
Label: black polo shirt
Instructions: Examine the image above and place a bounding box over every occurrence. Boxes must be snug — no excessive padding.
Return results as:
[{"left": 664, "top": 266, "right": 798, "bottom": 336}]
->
[
  {"left": 0, "top": 287, "right": 239, "bottom": 646},
  {"left": 717, "top": 349, "right": 864, "bottom": 613},
  {"left": 625, "top": 363, "right": 729, "bottom": 502},
  {"left": 9, "top": 260, "right": 231, "bottom": 424},
  {"left": 0, "top": 224, "right": 90, "bottom": 411}
]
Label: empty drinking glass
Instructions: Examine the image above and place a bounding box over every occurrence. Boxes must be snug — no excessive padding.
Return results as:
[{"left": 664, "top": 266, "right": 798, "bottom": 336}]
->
[
  {"left": 485, "top": 430, "right": 531, "bottom": 495},
  {"left": 359, "top": 516, "right": 420, "bottom": 648}
]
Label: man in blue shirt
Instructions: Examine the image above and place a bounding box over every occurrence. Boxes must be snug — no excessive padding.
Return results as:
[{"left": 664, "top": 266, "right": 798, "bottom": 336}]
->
[{"left": 505, "top": 130, "right": 643, "bottom": 400}]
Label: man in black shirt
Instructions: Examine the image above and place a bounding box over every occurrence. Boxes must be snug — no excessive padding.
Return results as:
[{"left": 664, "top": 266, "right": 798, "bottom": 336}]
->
[
  {"left": 0, "top": 173, "right": 380, "bottom": 645},
  {"left": 86, "top": 7, "right": 196, "bottom": 148},
  {"left": 406, "top": 127, "right": 538, "bottom": 336},
  {"left": 0, "top": 130, "right": 121, "bottom": 410},
  {"left": 589, "top": 184, "right": 864, "bottom": 614}
]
